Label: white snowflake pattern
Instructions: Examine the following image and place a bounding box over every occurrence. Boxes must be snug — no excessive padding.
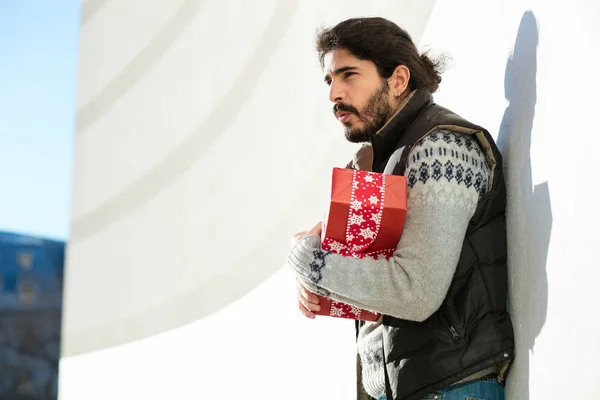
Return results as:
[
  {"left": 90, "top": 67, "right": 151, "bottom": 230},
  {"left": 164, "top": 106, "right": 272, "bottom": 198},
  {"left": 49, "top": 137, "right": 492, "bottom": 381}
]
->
[
  {"left": 371, "top": 213, "right": 382, "bottom": 224},
  {"left": 329, "top": 241, "right": 345, "bottom": 252},
  {"left": 369, "top": 195, "right": 379, "bottom": 205},
  {"left": 348, "top": 214, "right": 365, "bottom": 225},
  {"left": 330, "top": 304, "right": 344, "bottom": 317},
  {"left": 352, "top": 180, "right": 360, "bottom": 190},
  {"left": 350, "top": 199, "right": 362, "bottom": 211},
  {"left": 360, "top": 227, "right": 376, "bottom": 240},
  {"left": 364, "top": 175, "right": 374, "bottom": 183},
  {"left": 346, "top": 234, "right": 355, "bottom": 241},
  {"left": 349, "top": 305, "right": 362, "bottom": 318}
]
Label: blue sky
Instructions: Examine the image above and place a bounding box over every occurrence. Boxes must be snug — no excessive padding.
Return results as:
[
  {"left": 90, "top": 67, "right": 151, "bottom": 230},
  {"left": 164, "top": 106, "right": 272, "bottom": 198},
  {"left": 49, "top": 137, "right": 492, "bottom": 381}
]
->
[{"left": 0, "top": 1, "right": 80, "bottom": 241}]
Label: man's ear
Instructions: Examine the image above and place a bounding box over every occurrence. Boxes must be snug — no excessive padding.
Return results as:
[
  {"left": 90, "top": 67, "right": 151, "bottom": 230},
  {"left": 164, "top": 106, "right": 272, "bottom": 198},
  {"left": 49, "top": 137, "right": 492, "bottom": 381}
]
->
[{"left": 390, "top": 65, "right": 410, "bottom": 97}]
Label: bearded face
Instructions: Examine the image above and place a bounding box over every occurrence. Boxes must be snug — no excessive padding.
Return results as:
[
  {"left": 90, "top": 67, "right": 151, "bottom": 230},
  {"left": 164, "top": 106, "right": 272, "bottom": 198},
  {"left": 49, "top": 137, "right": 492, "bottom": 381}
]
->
[
  {"left": 323, "top": 49, "right": 395, "bottom": 144},
  {"left": 333, "top": 79, "right": 392, "bottom": 143}
]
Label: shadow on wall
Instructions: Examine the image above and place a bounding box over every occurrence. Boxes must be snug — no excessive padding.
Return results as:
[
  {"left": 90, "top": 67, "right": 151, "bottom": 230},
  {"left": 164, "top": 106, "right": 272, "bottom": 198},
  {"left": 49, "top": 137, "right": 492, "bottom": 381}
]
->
[{"left": 496, "top": 11, "right": 552, "bottom": 400}]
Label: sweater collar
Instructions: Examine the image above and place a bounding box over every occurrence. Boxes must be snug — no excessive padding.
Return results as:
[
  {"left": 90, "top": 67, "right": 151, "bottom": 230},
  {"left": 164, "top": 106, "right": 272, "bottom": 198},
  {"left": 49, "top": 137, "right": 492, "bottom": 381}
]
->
[{"left": 370, "top": 88, "right": 433, "bottom": 170}]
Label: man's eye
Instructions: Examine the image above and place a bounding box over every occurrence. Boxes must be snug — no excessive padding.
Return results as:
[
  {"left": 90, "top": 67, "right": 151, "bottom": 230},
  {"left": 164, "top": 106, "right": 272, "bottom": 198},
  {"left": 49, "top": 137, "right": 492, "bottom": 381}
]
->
[
  {"left": 325, "top": 79, "right": 332, "bottom": 86},
  {"left": 345, "top": 72, "right": 356, "bottom": 78}
]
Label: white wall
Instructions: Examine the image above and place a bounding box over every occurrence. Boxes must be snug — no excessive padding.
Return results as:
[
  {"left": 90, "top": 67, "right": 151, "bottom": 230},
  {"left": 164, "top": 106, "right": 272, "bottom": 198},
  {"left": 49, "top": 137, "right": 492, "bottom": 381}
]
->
[
  {"left": 60, "top": 0, "right": 600, "bottom": 399},
  {"left": 60, "top": 1, "right": 435, "bottom": 399},
  {"left": 420, "top": 2, "right": 600, "bottom": 398}
]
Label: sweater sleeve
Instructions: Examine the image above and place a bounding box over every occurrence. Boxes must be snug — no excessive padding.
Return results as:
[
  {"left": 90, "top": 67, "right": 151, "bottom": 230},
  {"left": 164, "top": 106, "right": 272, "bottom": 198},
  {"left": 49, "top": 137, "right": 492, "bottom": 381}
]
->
[{"left": 287, "top": 130, "right": 491, "bottom": 321}]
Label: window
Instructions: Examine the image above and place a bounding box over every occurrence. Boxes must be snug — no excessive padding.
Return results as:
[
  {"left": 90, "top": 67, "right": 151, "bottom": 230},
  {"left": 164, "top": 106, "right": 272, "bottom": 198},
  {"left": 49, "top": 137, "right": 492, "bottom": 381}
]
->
[
  {"left": 17, "top": 251, "right": 34, "bottom": 271},
  {"left": 18, "top": 280, "right": 36, "bottom": 304}
]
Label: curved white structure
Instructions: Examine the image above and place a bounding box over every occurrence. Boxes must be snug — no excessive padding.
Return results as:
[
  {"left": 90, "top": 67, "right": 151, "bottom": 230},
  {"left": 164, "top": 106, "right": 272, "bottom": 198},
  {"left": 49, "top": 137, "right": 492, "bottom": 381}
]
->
[{"left": 60, "top": 1, "right": 600, "bottom": 399}]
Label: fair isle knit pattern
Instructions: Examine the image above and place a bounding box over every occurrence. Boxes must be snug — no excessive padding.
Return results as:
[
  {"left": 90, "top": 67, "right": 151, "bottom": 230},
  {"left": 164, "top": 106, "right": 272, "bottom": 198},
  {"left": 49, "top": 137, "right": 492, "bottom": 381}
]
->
[
  {"left": 287, "top": 130, "right": 491, "bottom": 399},
  {"left": 407, "top": 130, "right": 489, "bottom": 196}
]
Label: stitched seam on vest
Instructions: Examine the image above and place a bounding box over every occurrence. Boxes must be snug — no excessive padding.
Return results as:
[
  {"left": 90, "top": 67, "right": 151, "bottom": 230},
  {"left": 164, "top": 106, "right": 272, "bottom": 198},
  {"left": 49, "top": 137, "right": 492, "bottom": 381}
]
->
[{"left": 467, "top": 233, "right": 496, "bottom": 317}]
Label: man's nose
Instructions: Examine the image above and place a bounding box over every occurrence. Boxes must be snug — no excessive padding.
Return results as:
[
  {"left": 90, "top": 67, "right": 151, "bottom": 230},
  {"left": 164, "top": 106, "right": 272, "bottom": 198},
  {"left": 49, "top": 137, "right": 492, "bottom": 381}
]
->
[{"left": 329, "top": 82, "right": 345, "bottom": 103}]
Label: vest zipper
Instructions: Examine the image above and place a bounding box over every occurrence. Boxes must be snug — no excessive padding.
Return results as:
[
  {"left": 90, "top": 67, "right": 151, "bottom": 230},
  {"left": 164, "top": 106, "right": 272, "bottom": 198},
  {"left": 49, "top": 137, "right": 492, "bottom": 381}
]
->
[
  {"left": 449, "top": 325, "right": 460, "bottom": 341},
  {"left": 441, "top": 310, "right": 460, "bottom": 341}
]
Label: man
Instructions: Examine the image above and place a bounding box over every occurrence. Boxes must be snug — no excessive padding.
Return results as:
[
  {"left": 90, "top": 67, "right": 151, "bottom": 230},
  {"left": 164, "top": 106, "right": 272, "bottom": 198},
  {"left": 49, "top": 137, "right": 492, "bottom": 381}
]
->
[{"left": 287, "top": 17, "right": 514, "bottom": 400}]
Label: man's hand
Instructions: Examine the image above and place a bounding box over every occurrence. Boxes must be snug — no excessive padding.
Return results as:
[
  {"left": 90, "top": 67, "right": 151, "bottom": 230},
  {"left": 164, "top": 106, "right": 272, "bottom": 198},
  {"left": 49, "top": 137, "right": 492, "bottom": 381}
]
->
[
  {"left": 290, "top": 231, "right": 308, "bottom": 247},
  {"left": 306, "top": 221, "right": 322, "bottom": 237},
  {"left": 297, "top": 279, "right": 321, "bottom": 319},
  {"left": 290, "top": 222, "right": 322, "bottom": 247},
  {"left": 292, "top": 222, "right": 324, "bottom": 318}
]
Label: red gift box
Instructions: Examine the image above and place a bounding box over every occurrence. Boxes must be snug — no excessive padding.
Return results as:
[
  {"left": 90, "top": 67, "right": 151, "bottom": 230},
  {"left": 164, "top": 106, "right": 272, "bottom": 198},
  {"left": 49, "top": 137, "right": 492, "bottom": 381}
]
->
[{"left": 314, "top": 168, "right": 407, "bottom": 321}]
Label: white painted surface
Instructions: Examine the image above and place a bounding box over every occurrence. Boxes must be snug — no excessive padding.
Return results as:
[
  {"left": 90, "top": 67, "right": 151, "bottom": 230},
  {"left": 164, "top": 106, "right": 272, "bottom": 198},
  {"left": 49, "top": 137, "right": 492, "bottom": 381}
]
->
[
  {"left": 60, "top": 0, "right": 600, "bottom": 398},
  {"left": 61, "top": 1, "right": 435, "bottom": 399},
  {"left": 421, "top": 1, "right": 600, "bottom": 398}
]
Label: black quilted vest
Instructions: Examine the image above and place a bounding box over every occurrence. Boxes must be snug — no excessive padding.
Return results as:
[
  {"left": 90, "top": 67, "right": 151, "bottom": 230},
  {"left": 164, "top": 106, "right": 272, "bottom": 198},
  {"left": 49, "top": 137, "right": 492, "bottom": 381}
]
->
[{"left": 355, "top": 89, "right": 515, "bottom": 400}]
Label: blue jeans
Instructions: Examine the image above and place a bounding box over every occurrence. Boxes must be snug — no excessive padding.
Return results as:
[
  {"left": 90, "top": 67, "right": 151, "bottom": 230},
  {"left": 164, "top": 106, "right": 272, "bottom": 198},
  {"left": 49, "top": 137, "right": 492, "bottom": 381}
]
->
[{"left": 377, "top": 378, "right": 504, "bottom": 400}]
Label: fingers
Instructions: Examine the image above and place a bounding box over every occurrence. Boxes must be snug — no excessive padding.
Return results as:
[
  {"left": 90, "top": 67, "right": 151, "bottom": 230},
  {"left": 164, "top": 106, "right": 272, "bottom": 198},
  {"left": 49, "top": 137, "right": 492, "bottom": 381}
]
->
[
  {"left": 301, "top": 287, "right": 320, "bottom": 306},
  {"left": 290, "top": 231, "right": 308, "bottom": 247},
  {"left": 297, "top": 280, "right": 321, "bottom": 319},
  {"left": 307, "top": 222, "right": 322, "bottom": 237},
  {"left": 297, "top": 279, "right": 320, "bottom": 304},
  {"left": 291, "top": 223, "right": 322, "bottom": 248},
  {"left": 298, "top": 301, "right": 316, "bottom": 319},
  {"left": 293, "top": 230, "right": 308, "bottom": 239}
]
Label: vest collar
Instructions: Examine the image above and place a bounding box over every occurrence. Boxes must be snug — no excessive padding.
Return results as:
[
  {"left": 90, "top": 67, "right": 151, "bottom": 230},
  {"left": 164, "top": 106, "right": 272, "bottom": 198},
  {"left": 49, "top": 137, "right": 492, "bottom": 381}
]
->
[{"left": 371, "top": 88, "right": 433, "bottom": 170}]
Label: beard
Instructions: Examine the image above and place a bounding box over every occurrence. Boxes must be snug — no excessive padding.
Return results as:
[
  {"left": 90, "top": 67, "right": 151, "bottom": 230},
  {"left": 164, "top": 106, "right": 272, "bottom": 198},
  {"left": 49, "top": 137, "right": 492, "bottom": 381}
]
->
[{"left": 334, "top": 80, "right": 393, "bottom": 143}]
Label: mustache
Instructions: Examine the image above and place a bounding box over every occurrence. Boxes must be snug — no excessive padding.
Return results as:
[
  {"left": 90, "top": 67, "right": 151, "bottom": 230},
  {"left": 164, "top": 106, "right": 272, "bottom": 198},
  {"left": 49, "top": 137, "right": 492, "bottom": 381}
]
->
[{"left": 333, "top": 103, "right": 359, "bottom": 117}]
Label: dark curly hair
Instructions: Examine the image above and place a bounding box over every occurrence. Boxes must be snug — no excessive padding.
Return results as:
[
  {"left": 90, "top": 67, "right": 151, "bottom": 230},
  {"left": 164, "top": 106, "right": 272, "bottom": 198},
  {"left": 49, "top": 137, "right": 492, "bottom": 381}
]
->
[{"left": 316, "top": 17, "right": 444, "bottom": 93}]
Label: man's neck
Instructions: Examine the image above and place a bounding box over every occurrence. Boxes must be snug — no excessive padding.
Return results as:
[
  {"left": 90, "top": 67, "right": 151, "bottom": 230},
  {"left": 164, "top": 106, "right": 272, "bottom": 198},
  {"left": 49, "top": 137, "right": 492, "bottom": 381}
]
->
[{"left": 374, "top": 90, "right": 418, "bottom": 137}]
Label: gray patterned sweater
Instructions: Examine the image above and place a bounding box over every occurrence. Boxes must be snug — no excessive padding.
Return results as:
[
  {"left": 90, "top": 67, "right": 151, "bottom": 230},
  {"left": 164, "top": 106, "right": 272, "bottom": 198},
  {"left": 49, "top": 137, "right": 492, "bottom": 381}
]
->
[{"left": 287, "top": 130, "right": 492, "bottom": 398}]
